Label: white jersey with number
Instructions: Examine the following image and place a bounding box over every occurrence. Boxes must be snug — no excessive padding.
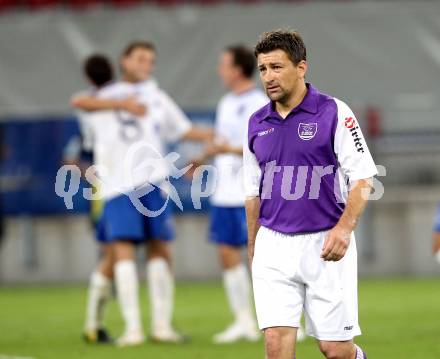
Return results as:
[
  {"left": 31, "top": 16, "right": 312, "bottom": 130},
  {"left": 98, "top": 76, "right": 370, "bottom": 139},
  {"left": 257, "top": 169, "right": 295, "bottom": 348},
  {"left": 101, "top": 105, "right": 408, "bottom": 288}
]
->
[
  {"left": 83, "top": 79, "right": 191, "bottom": 200},
  {"left": 210, "top": 88, "right": 268, "bottom": 207}
]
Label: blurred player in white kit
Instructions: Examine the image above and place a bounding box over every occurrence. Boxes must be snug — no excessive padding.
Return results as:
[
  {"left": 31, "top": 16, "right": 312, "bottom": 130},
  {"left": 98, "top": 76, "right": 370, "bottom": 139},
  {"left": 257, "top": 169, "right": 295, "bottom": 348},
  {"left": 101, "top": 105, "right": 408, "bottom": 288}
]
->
[
  {"left": 72, "top": 41, "right": 213, "bottom": 346},
  {"left": 69, "top": 54, "right": 120, "bottom": 344},
  {"left": 190, "top": 45, "right": 306, "bottom": 343}
]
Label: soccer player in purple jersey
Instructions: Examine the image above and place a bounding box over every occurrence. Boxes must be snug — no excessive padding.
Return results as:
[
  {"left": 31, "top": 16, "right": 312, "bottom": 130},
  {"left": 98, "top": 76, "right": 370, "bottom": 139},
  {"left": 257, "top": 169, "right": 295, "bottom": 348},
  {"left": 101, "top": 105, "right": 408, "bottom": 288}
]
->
[{"left": 243, "top": 30, "right": 376, "bottom": 359}]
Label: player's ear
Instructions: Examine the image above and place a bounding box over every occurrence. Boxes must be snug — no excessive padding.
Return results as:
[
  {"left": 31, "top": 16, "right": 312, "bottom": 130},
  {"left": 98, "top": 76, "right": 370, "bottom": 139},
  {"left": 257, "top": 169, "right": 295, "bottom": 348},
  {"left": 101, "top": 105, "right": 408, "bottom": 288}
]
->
[{"left": 296, "top": 60, "right": 307, "bottom": 79}]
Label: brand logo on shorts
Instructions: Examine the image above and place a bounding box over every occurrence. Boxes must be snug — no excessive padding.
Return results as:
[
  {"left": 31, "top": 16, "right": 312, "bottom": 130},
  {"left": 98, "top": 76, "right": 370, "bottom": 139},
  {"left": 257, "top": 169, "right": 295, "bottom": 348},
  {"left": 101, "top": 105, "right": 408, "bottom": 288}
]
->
[
  {"left": 344, "top": 326, "right": 353, "bottom": 331},
  {"left": 298, "top": 123, "right": 317, "bottom": 140}
]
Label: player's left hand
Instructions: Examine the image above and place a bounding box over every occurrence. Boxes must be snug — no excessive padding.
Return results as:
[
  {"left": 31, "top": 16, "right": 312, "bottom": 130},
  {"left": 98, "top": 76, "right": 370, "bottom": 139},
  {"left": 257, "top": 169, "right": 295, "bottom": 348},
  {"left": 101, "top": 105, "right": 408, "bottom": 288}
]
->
[{"left": 321, "top": 226, "right": 351, "bottom": 261}]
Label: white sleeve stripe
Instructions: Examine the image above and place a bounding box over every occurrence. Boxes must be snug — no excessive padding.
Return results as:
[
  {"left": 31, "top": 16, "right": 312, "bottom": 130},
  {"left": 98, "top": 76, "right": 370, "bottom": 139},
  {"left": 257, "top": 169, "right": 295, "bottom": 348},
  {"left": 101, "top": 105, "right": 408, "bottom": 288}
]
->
[{"left": 243, "top": 123, "right": 261, "bottom": 197}]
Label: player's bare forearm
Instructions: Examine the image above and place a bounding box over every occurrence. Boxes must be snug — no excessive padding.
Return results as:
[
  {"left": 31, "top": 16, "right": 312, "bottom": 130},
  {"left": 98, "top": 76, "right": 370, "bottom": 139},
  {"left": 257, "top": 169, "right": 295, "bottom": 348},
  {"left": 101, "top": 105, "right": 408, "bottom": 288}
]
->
[
  {"left": 71, "top": 96, "right": 122, "bottom": 111},
  {"left": 182, "top": 127, "right": 214, "bottom": 142},
  {"left": 224, "top": 145, "right": 243, "bottom": 156},
  {"left": 71, "top": 95, "right": 146, "bottom": 116},
  {"left": 321, "top": 178, "right": 373, "bottom": 261},
  {"left": 245, "top": 196, "right": 261, "bottom": 269},
  {"left": 337, "top": 178, "right": 373, "bottom": 232},
  {"left": 203, "top": 143, "right": 243, "bottom": 161}
]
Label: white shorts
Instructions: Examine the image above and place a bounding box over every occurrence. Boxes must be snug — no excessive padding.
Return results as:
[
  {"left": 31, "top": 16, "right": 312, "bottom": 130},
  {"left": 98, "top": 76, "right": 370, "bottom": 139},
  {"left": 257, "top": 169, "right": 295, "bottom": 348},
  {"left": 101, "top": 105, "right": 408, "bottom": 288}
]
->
[{"left": 252, "top": 226, "right": 361, "bottom": 341}]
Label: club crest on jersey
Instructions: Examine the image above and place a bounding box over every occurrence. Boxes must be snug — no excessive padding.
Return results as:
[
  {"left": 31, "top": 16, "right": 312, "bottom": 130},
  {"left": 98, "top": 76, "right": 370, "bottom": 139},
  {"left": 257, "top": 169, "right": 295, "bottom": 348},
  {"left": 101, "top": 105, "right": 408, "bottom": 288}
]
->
[{"left": 298, "top": 123, "right": 317, "bottom": 140}]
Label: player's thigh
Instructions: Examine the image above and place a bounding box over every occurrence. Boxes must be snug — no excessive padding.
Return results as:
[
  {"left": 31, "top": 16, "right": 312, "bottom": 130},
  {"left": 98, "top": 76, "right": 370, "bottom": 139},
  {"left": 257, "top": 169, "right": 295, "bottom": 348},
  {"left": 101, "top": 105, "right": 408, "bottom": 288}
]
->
[
  {"left": 304, "top": 232, "right": 360, "bottom": 341},
  {"left": 252, "top": 227, "right": 305, "bottom": 331}
]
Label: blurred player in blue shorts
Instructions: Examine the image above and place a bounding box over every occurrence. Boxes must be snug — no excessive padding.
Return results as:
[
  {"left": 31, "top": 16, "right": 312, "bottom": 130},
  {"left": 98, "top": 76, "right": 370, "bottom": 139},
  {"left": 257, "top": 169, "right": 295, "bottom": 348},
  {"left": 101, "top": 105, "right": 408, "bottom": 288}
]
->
[
  {"left": 190, "top": 45, "right": 268, "bottom": 343},
  {"left": 432, "top": 204, "right": 440, "bottom": 264},
  {"left": 72, "top": 41, "right": 213, "bottom": 346},
  {"left": 68, "top": 54, "right": 119, "bottom": 344}
]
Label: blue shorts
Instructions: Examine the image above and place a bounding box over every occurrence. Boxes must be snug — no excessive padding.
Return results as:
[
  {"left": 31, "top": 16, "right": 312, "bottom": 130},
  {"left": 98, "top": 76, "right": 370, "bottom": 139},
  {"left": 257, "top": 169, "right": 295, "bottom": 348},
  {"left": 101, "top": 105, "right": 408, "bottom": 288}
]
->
[
  {"left": 435, "top": 204, "right": 440, "bottom": 232},
  {"left": 98, "top": 187, "right": 175, "bottom": 243},
  {"left": 209, "top": 206, "right": 248, "bottom": 247}
]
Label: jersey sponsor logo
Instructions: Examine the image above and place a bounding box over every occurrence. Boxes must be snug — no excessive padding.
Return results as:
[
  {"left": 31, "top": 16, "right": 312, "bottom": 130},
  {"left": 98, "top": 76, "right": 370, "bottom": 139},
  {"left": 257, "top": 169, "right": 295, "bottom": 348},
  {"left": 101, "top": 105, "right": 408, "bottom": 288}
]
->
[
  {"left": 344, "top": 117, "right": 356, "bottom": 129},
  {"left": 298, "top": 123, "right": 317, "bottom": 140},
  {"left": 344, "top": 117, "right": 365, "bottom": 153},
  {"left": 257, "top": 127, "right": 275, "bottom": 137}
]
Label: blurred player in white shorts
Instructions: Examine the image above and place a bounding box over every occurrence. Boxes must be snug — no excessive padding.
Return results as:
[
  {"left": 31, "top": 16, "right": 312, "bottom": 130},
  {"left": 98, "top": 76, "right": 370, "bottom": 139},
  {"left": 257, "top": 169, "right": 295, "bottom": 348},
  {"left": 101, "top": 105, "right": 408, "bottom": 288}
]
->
[
  {"left": 72, "top": 41, "right": 213, "bottom": 346},
  {"left": 244, "top": 30, "right": 377, "bottom": 359},
  {"left": 190, "top": 45, "right": 269, "bottom": 343}
]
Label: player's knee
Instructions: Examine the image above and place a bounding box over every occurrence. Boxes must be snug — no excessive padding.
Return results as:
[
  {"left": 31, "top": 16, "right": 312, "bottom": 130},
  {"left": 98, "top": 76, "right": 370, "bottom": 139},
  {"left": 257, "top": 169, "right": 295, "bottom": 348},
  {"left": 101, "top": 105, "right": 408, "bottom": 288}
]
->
[
  {"left": 264, "top": 329, "right": 282, "bottom": 358},
  {"left": 147, "top": 240, "right": 171, "bottom": 260},
  {"left": 218, "top": 245, "right": 241, "bottom": 269},
  {"left": 264, "top": 328, "right": 293, "bottom": 359},
  {"left": 114, "top": 240, "right": 135, "bottom": 261},
  {"left": 319, "top": 341, "right": 349, "bottom": 359}
]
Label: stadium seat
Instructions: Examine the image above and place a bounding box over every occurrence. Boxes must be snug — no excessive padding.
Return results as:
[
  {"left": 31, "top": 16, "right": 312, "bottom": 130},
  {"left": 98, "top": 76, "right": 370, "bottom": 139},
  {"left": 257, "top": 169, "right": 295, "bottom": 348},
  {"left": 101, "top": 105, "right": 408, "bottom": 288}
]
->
[
  {"left": 67, "top": 0, "right": 100, "bottom": 10},
  {"left": 27, "top": 0, "right": 60, "bottom": 10},
  {"left": 0, "top": 0, "right": 16, "bottom": 12},
  {"left": 110, "top": 0, "right": 143, "bottom": 6}
]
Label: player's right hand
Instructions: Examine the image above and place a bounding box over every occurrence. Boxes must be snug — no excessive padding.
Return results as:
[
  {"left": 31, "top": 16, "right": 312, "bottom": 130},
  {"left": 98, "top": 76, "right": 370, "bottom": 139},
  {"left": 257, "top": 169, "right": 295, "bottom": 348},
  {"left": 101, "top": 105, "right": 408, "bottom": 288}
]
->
[
  {"left": 120, "top": 96, "right": 147, "bottom": 116},
  {"left": 321, "top": 225, "right": 351, "bottom": 261},
  {"left": 184, "top": 159, "right": 204, "bottom": 180}
]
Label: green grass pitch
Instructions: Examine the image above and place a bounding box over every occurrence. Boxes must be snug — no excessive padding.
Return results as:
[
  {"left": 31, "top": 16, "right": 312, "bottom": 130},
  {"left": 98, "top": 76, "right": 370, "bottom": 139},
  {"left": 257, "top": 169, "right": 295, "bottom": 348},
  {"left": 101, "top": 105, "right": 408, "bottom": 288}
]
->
[{"left": 0, "top": 279, "right": 439, "bottom": 358}]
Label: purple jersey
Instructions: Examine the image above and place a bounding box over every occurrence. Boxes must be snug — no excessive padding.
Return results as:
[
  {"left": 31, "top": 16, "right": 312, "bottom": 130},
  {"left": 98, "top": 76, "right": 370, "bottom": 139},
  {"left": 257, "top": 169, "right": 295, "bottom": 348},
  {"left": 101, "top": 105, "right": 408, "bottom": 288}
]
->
[{"left": 243, "top": 83, "right": 377, "bottom": 234}]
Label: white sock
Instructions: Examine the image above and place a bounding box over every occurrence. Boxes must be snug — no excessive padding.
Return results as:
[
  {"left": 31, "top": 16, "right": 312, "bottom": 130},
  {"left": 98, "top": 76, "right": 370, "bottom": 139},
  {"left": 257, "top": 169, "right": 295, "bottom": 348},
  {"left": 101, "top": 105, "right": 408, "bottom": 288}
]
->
[
  {"left": 147, "top": 257, "right": 174, "bottom": 333},
  {"left": 223, "top": 263, "right": 255, "bottom": 325},
  {"left": 84, "top": 271, "right": 111, "bottom": 332},
  {"left": 115, "top": 260, "right": 142, "bottom": 334}
]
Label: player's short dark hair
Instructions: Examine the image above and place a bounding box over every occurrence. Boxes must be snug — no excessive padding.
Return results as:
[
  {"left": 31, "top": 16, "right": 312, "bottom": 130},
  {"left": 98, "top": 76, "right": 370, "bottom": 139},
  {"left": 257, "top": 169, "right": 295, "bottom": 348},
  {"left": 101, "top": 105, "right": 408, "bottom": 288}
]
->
[
  {"left": 225, "top": 45, "right": 256, "bottom": 78},
  {"left": 122, "top": 41, "right": 156, "bottom": 57},
  {"left": 84, "top": 54, "right": 114, "bottom": 87},
  {"left": 254, "top": 30, "right": 307, "bottom": 65}
]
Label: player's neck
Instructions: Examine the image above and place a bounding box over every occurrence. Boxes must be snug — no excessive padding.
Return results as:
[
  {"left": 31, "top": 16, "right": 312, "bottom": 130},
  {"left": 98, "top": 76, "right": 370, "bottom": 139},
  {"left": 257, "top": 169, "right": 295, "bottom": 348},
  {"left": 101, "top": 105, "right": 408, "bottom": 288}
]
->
[
  {"left": 275, "top": 81, "right": 307, "bottom": 119},
  {"left": 122, "top": 75, "right": 135, "bottom": 84},
  {"left": 121, "top": 74, "right": 146, "bottom": 84},
  {"left": 231, "top": 79, "right": 255, "bottom": 95}
]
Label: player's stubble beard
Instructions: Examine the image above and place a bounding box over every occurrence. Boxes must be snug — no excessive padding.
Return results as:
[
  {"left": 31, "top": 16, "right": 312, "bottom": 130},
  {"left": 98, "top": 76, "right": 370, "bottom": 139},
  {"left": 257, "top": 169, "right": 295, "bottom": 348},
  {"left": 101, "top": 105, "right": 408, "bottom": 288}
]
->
[{"left": 266, "top": 85, "right": 293, "bottom": 107}]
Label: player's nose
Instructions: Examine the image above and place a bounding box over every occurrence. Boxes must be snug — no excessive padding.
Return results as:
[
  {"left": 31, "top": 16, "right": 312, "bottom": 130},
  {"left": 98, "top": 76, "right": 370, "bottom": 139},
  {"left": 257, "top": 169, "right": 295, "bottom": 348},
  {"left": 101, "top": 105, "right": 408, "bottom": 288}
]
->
[{"left": 263, "top": 70, "right": 275, "bottom": 83}]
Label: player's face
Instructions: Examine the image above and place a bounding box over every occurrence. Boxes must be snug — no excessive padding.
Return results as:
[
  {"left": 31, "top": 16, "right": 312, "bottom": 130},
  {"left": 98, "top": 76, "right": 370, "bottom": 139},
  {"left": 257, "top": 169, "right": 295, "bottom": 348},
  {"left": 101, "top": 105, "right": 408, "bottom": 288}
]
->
[
  {"left": 122, "top": 48, "right": 156, "bottom": 83},
  {"left": 218, "top": 51, "right": 240, "bottom": 89},
  {"left": 257, "top": 49, "right": 307, "bottom": 104}
]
